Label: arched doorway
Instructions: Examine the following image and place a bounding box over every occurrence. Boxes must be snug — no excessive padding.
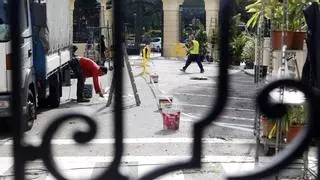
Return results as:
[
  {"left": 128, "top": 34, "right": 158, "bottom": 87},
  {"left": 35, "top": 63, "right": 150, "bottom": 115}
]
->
[
  {"left": 73, "top": 0, "right": 101, "bottom": 43},
  {"left": 123, "top": 0, "right": 163, "bottom": 55},
  {"left": 180, "top": 0, "right": 205, "bottom": 42},
  {"left": 161, "top": 0, "right": 219, "bottom": 57}
]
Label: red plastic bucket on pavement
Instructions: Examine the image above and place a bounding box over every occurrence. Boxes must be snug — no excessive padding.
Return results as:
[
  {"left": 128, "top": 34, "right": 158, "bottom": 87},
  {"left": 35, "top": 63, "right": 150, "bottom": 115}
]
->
[{"left": 162, "top": 108, "right": 180, "bottom": 130}]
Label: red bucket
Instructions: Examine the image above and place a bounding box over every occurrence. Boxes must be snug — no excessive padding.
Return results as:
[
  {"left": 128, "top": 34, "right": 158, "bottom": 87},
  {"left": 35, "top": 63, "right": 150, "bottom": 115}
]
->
[{"left": 162, "top": 108, "right": 180, "bottom": 130}]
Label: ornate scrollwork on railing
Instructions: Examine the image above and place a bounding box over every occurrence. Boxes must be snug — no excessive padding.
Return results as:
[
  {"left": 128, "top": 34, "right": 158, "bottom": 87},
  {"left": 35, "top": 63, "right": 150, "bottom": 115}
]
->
[
  {"left": 41, "top": 113, "right": 98, "bottom": 180},
  {"left": 8, "top": 0, "right": 320, "bottom": 179}
]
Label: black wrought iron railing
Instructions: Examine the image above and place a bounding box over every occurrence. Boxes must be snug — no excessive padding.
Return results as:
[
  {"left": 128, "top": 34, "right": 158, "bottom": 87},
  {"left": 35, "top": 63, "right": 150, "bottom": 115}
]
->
[{"left": 7, "top": 0, "right": 320, "bottom": 179}]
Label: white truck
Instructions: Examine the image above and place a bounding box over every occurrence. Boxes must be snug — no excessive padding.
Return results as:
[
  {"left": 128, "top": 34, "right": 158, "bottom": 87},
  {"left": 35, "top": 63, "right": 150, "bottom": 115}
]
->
[{"left": 0, "top": 0, "right": 73, "bottom": 130}]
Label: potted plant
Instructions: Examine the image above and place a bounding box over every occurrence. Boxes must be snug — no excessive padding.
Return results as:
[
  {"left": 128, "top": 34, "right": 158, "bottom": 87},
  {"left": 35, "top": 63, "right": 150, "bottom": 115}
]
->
[
  {"left": 246, "top": 0, "right": 315, "bottom": 50},
  {"left": 267, "top": 104, "right": 306, "bottom": 142},
  {"left": 229, "top": 14, "right": 248, "bottom": 66},
  {"left": 286, "top": 104, "right": 306, "bottom": 143},
  {"left": 196, "top": 27, "right": 209, "bottom": 62},
  {"left": 230, "top": 32, "right": 248, "bottom": 66},
  {"left": 241, "top": 34, "right": 255, "bottom": 69}
]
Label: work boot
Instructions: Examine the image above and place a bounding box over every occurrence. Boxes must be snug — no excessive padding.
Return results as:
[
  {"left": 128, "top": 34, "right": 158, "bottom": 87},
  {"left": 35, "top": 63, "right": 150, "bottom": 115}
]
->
[
  {"left": 200, "top": 70, "right": 205, "bottom": 73},
  {"left": 77, "top": 98, "right": 90, "bottom": 103}
]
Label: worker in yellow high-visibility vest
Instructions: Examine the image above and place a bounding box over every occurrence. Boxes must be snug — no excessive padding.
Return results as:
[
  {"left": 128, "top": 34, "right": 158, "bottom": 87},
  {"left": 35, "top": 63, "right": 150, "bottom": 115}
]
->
[
  {"left": 139, "top": 43, "right": 151, "bottom": 75},
  {"left": 180, "top": 35, "right": 204, "bottom": 73},
  {"left": 142, "top": 43, "right": 151, "bottom": 61}
]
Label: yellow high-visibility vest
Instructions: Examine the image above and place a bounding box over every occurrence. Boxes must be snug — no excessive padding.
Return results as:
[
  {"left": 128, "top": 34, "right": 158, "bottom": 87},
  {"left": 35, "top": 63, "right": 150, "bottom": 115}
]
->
[
  {"left": 143, "top": 45, "right": 151, "bottom": 59},
  {"left": 190, "top": 40, "right": 199, "bottom": 55}
]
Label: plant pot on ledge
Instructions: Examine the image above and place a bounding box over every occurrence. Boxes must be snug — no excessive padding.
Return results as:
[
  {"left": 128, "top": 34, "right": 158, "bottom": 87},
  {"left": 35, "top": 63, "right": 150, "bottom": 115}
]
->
[
  {"left": 286, "top": 124, "right": 304, "bottom": 143},
  {"left": 272, "top": 31, "right": 306, "bottom": 50},
  {"left": 245, "top": 61, "right": 254, "bottom": 69}
]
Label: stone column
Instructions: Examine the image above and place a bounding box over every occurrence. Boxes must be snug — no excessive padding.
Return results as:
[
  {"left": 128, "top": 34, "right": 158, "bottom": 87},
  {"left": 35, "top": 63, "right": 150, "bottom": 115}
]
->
[
  {"left": 104, "top": 9, "right": 113, "bottom": 47},
  {"left": 70, "top": 0, "right": 75, "bottom": 43},
  {"left": 104, "top": 9, "right": 113, "bottom": 28},
  {"left": 204, "top": 0, "right": 219, "bottom": 59},
  {"left": 203, "top": 0, "right": 219, "bottom": 61},
  {"left": 97, "top": 0, "right": 113, "bottom": 46},
  {"left": 98, "top": 0, "right": 113, "bottom": 27},
  {"left": 204, "top": 0, "right": 219, "bottom": 35},
  {"left": 96, "top": 0, "right": 109, "bottom": 27},
  {"left": 99, "top": 0, "right": 107, "bottom": 27},
  {"left": 162, "top": 0, "right": 184, "bottom": 57}
]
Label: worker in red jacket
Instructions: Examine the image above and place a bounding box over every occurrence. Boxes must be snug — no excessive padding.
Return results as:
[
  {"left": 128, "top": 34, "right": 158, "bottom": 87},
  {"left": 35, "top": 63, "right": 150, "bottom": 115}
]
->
[{"left": 70, "top": 46, "right": 108, "bottom": 102}]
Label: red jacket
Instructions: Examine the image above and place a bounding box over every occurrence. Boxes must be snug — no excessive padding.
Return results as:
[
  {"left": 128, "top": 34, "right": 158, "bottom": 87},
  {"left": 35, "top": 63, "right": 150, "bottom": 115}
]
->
[{"left": 79, "top": 57, "right": 102, "bottom": 93}]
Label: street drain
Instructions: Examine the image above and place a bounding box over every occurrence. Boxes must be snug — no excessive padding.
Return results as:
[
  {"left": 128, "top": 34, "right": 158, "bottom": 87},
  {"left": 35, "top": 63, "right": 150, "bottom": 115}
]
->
[{"left": 190, "top": 76, "right": 208, "bottom": 80}]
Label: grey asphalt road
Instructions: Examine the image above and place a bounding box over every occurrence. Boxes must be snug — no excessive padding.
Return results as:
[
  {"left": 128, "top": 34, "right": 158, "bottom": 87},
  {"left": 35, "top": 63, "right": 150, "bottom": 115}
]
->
[
  {"left": 172, "top": 72, "right": 257, "bottom": 139},
  {"left": 147, "top": 55, "right": 257, "bottom": 140}
]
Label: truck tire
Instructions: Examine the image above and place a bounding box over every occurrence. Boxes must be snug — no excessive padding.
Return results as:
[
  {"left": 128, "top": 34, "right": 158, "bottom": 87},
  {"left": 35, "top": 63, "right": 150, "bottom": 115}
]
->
[
  {"left": 0, "top": 118, "right": 9, "bottom": 132},
  {"left": 38, "top": 98, "right": 47, "bottom": 108},
  {"left": 48, "top": 85, "right": 60, "bottom": 108},
  {"left": 25, "top": 90, "right": 36, "bottom": 131}
]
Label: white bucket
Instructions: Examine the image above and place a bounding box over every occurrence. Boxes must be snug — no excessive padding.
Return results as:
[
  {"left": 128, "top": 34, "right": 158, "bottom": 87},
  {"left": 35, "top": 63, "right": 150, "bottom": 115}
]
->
[
  {"left": 150, "top": 74, "right": 159, "bottom": 83},
  {"left": 158, "top": 96, "right": 173, "bottom": 110}
]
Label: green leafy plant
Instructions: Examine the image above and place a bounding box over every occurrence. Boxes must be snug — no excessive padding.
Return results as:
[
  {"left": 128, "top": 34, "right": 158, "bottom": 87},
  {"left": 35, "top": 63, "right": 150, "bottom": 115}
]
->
[
  {"left": 241, "top": 34, "right": 255, "bottom": 64},
  {"left": 196, "top": 27, "right": 208, "bottom": 58},
  {"left": 230, "top": 33, "right": 249, "bottom": 65},
  {"left": 183, "top": 18, "right": 205, "bottom": 42},
  {"left": 148, "top": 29, "right": 162, "bottom": 38},
  {"left": 246, "top": 0, "right": 317, "bottom": 31},
  {"left": 246, "top": 0, "right": 282, "bottom": 29},
  {"left": 287, "top": 104, "right": 306, "bottom": 125},
  {"left": 229, "top": 14, "right": 248, "bottom": 65}
]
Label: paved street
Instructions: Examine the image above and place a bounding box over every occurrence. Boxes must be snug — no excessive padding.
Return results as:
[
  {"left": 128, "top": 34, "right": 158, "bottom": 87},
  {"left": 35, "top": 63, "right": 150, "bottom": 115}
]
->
[{"left": 0, "top": 53, "right": 314, "bottom": 179}]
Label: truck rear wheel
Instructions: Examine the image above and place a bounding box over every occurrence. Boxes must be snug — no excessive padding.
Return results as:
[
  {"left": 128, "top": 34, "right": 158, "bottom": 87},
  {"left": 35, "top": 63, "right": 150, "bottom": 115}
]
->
[
  {"left": 38, "top": 98, "right": 47, "bottom": 108},
  {"left": 25, "top": 90, "right": 36, "bottom": 131},
  {"left": 48, "top": 85, "right": 60, "bottom": 108}
]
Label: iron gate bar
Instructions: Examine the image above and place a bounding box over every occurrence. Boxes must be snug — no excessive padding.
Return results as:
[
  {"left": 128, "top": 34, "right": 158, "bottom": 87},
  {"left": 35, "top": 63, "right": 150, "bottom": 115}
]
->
[
  {"left": 10, "top": 0, "right": 24, "bottom": 179},
  {"left": 7, "top": 0, "right": 320, "bottom": 179},
  {"left": 103, "top": 0, "right": 126, "bottom": 178}
]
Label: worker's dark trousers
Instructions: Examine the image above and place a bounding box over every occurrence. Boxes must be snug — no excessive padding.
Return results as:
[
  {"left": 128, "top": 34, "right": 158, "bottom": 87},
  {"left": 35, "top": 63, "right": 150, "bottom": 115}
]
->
[
  {"left": 183, "top": 54, "right": 204, "bottom": 71},
  {"left": 100, "top": 51, "right": 106, "bottom": 66},
  {"left": 69, "top": 58, "right": 85, "bottom": 100},
  {"left": 76, "top": 73, "right": 85, "bottom": 100}
]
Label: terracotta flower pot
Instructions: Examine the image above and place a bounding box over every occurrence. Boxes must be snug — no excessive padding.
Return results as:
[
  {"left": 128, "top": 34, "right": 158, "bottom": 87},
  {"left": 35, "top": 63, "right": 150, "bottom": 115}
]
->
[
  {"left": 287, "top": 124, "right": 303, "bottom": 143},
  {"left": 272, "top": 31, "right": 294, "bottom": 50},
  {"left": 291, "top": 32, "right": 306, "bottom": 50}
]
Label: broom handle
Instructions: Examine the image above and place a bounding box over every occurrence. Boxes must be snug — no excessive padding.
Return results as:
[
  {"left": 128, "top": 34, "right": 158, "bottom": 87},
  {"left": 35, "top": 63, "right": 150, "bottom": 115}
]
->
[{"left": 295, "top": 58, "right": 300, "bottom": 79}]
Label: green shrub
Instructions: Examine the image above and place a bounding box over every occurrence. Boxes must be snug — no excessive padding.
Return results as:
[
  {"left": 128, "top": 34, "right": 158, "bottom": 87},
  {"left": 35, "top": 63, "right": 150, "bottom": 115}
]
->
[
  {"left": 241, "top": 35, "right": 255, "bottom": 63},
  {"left": 230, "top": 33, "right": 249, "bottom": 65},
  {"left": 148, "top": 29, "right": 162, "bottom": 38}
]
